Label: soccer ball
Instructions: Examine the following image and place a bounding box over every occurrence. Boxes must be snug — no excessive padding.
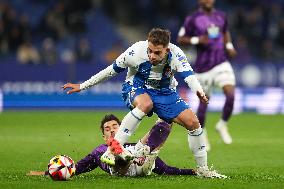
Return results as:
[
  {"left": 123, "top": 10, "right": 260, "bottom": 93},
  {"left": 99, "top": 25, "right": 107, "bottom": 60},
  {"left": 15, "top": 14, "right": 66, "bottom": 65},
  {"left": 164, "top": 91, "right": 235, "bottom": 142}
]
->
[{"left": 48, "top": 155, "right": 76, "bottom": 181}]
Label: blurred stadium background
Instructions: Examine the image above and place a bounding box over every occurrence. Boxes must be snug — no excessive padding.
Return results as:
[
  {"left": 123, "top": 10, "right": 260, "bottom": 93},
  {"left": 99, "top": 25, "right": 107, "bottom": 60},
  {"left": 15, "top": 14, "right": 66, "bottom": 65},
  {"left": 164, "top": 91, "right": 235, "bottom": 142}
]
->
[
  {"left": 1, "top": 1, "right": 284, "bottom": 188},
  {"left": 0, "top": 0, "right": 284, "bottom": 113}
]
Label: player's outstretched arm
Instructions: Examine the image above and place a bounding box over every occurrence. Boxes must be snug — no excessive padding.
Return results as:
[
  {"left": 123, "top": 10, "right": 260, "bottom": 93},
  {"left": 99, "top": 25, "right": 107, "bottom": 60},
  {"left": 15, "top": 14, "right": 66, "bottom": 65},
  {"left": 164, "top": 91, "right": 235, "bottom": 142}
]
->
[
  {"left": 62, "top": 64, "right": 123, "bottom": 94},
  {"left": 62, "top": 83, "right": 81, "bottom": 94},
  {"left": 28, "top": 151, "right": 100, "bottom": 177},
  {"left": 75, "top": 153, "right": 99, "bottom": 175},
  {"left": 26, "top": 171, "right": 47, "bottom": 176},
  {"left": 65, "top": 45, "right": 133, "bottom": 92}
]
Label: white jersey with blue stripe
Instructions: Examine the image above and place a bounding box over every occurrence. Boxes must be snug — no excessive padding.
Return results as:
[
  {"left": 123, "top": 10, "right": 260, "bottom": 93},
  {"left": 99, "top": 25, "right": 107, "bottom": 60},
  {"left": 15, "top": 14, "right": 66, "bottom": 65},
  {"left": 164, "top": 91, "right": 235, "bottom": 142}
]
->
[
  {"left": 113, "top": 41, "right": 194, "bottom": 90},
  {"left": 80, "top": 40, "right": 203, "bottom": 94}
]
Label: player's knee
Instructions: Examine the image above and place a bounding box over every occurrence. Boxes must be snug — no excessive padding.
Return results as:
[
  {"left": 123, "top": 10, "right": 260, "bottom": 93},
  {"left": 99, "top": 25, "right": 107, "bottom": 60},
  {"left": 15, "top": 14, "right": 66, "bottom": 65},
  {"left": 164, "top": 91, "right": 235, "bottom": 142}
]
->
[
  {"left": 192, "top": 118, "right": 200, "bottom": 129},
  {"left": 185, "top": 117, "right": 200, "bottom": 130},
  {"left": 137, "top": 100, "right": 153, "bottom": 113}
]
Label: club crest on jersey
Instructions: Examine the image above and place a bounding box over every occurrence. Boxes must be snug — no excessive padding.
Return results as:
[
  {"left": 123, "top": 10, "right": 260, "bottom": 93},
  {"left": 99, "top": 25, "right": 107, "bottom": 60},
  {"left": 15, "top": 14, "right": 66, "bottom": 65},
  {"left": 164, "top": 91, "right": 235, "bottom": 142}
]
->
[
  {"left": 129, "top": 50, "right": 135, "bottom": 56},
  {"left": 130, "top": 90, "right": 136, "bottom": 98},
  {"left": 164, "top": 67, "right": 173, "bottom": 78}
]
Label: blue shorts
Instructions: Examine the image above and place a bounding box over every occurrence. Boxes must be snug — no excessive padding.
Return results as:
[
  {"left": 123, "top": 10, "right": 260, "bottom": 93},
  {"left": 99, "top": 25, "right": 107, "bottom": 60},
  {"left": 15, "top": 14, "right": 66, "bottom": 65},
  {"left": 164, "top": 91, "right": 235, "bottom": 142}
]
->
[{"left": 121, "top": 82, "right": 189, "bottom": 123}]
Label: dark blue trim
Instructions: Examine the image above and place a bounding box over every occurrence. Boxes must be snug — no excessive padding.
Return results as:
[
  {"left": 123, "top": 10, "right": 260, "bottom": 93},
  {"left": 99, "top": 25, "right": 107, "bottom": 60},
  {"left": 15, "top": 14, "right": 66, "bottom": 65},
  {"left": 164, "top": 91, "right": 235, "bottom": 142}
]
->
[
  {"left": 179, "top": 70, "right": 194, "bottom": 79},
  {"left": 131, "top": 110, "right": 142, "bottom": 121},
  {"left": 133, "top": 61, "right": 152, "bottom": 87},
  {"left": 160, "top": 52, "right": 173, "bottom": 89},
  {"left": 113, "top": 62, "right": 126, "bottom": 73},
  {"left": 189, "top": 130, "right": 203, "bottom": 136}
]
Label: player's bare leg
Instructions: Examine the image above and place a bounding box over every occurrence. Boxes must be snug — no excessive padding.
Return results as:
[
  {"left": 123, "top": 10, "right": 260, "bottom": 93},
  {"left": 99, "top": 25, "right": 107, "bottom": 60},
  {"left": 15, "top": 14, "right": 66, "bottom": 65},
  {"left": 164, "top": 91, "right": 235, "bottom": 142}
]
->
[
  {"left": 216, "top": 85, "right": 234, "bottom": 144},
  {"left": 174, "top": 108, "right": 227, "bottom": 178},
  {"left": 101, "top": 93, "right": 153, "bottom": 165}
]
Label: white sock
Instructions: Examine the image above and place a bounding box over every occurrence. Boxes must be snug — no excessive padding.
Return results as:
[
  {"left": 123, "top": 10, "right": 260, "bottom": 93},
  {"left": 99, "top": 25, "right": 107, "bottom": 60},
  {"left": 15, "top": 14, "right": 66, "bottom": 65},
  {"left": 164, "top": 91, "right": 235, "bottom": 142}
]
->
[
  {"left": 188, "top": 127, "right": 207, "bottom": 167},
  {"left": 218, "top": 119, "right": 227, "bottom": 125},
  {"left": 114, "top": 108, "right": 146, "bottom": 144}
]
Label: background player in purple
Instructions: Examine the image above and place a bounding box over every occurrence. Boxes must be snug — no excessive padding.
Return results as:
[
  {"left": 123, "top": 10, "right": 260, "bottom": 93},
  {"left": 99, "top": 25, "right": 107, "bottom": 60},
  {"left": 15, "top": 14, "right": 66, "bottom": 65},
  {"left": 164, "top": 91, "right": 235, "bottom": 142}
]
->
[
  {"left": 177, "top": 0, "right": 237, "bottom": 150},
  {"left": 28, "top": 114, "right": 197, "bottom": 177}
]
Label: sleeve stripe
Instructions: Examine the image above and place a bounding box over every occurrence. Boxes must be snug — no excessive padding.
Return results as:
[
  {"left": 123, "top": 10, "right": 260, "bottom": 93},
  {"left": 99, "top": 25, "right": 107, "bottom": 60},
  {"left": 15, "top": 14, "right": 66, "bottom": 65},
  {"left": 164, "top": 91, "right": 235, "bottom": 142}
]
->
[
  {"left": 113, "top": 62, "right": 126, "bottom": 73},
  {"left": 179, "top": 70, "right": 194, "bottom": 79}
]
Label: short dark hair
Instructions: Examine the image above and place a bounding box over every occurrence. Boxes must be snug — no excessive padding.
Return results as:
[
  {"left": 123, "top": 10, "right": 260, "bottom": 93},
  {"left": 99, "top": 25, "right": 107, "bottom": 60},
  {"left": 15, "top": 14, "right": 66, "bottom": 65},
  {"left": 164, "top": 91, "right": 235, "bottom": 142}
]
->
[
  {"left": 148, "top": 28, "right": 171, "bottom": 47},
  {"left": 100, "top": 114, "right": 121, "bottom": 134}
]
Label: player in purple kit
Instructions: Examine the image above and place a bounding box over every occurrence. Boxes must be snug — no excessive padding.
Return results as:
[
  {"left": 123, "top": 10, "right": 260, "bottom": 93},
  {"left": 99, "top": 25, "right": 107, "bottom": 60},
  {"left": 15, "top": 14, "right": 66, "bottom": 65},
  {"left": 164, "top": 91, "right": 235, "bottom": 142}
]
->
[
  {"left": 177, "top": 0, "right": 237, "bottom": 150},
  {"left": 28, "top": 114, "right": 197, "bottom": 177}
]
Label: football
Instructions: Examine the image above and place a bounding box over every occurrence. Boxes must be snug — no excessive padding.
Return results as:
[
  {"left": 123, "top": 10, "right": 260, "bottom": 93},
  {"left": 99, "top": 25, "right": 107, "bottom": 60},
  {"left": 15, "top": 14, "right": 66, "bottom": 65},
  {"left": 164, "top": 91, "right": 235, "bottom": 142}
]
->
[{"left": 48, "top": 155, "right": 76, "bottom": 181}]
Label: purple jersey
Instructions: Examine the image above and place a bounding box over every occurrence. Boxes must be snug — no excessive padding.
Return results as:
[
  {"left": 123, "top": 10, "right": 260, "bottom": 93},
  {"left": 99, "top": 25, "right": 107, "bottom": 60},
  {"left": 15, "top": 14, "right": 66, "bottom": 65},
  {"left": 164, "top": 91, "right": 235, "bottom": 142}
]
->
[
  {"left": 75, "top": 143, "right": 196, "bottom": 176},
  {"left": 75, "top": 144, "right": 110, "bottom": 175},
  {"left": 75, "top": 122, "right": 196, "bottom": 176},
  {"left": 182, "top": 9, "right": 228, "bottom": 73}
]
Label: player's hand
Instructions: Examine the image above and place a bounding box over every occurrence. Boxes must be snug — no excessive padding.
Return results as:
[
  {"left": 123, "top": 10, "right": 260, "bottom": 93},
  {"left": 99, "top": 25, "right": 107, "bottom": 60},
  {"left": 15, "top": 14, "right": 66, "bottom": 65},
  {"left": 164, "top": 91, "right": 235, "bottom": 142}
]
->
[
  {"left": 198, "top": 35, "right": 209, "bottom": 45},
  {"left": 62, "top": 83, "right": 81, "bottom": 94},
  {"left": 26, "top": 171, "right": 46, "bottom": 176},
  {"left": 197, "top": 91, "right": 209, "bottom": 104},
  {"left": 226, "top": 48, "right": 237, "bottom": 58}
]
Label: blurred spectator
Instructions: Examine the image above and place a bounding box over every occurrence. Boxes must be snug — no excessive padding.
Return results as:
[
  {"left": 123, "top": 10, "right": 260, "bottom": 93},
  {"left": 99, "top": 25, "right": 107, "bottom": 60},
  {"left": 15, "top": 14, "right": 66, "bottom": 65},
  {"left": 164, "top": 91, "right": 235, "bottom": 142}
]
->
[
  {"left": 276, "top": 18, "right": 284, "bottom": 49},
  {"left": 18, "top": 14, "right": 32, "bottom": 43},
  {"left": 75, "top": 37, "right": 92, "bottom": 62},
  {"left": 0, "top": 20, "right": 9, "bottom": 57},
  {"left": 17, "top": 41, "right": 40, "bottom": 65},
  {"left": 0, "top": 2, "right": 32, "bottom": 54},
  {"left": 39, "top": 2, "right": 67, "bottom": 40},
  {"left": 40, "top": 37, "right": 57, "bottom": 66},
  {"left": 267, "top": 3, "right": 283, "bottom": 40},
  {"left": 60, "top": 48, "right": 76, "bottom": 64},
  {"left": 0, "top": 0, "right": 284, "bottom": 65},
  {"left": 63, "top": 0, "right": 91, "bottom": 33},
  {"left": 260, "top": 39, "right": 283, "bottom": 62},
  {"left": 103, "top": 41, "right": 124, "bottom": 64},
  {"left": 234, "top": 35, "right": 251, "bottom": 63}
]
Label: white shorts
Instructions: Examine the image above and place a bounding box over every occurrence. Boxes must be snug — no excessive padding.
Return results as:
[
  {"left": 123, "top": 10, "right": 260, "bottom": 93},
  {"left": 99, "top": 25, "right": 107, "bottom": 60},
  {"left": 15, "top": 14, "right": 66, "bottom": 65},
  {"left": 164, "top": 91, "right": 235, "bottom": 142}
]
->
[
  {"left": 110, "top": 143, "right": 159, "bottom": 177},
  {"left": 195, "top": 62, "right": 236, "bottom": 95},
  {"left": 125, "top": 152, "right": 158, "bottom": 176}
]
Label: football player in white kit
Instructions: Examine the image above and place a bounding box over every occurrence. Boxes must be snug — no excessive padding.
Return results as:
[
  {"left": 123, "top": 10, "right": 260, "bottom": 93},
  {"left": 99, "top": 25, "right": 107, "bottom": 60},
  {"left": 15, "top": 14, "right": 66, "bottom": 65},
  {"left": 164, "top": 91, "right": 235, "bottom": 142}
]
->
[{"left": 63, "top": 28, "right": 226, "bottom": 178}]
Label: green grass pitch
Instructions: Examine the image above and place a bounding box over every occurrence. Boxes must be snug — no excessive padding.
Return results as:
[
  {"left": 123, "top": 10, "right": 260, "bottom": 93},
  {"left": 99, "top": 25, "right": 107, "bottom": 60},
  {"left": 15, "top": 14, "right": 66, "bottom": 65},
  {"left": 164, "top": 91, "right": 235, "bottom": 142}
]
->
[{"left": 0, "top": 111, "right": 283, "bottom": 189}]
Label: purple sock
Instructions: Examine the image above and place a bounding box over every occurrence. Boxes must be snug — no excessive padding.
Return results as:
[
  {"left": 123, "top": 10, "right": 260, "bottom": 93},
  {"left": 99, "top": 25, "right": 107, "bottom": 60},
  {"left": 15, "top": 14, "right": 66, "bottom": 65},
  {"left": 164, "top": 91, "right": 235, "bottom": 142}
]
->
[
  {"left": 146, "top": 121, "right": 171, "bottom": 152},
  {"left": 153, "top": 157, "right": 196, "bottom": 175},
  {"left": 222, "top": 92, "right": 235, "bottom": 121},
  {"left": 197, "top": 102, "right": 208, "bottom": 128}
]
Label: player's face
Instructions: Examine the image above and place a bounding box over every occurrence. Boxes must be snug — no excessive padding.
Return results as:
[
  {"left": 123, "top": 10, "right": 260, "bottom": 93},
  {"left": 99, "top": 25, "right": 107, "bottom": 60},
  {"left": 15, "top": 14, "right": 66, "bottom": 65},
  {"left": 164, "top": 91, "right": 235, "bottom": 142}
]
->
[
  {"left": 199, "top": 0, "right": 215, "bottom": 11},
  {"left": 147, "top": 42, "right": 169, "bottom": 66},
  {"left": 103, "top": 120, "right": 120, "bottom": 142}
]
